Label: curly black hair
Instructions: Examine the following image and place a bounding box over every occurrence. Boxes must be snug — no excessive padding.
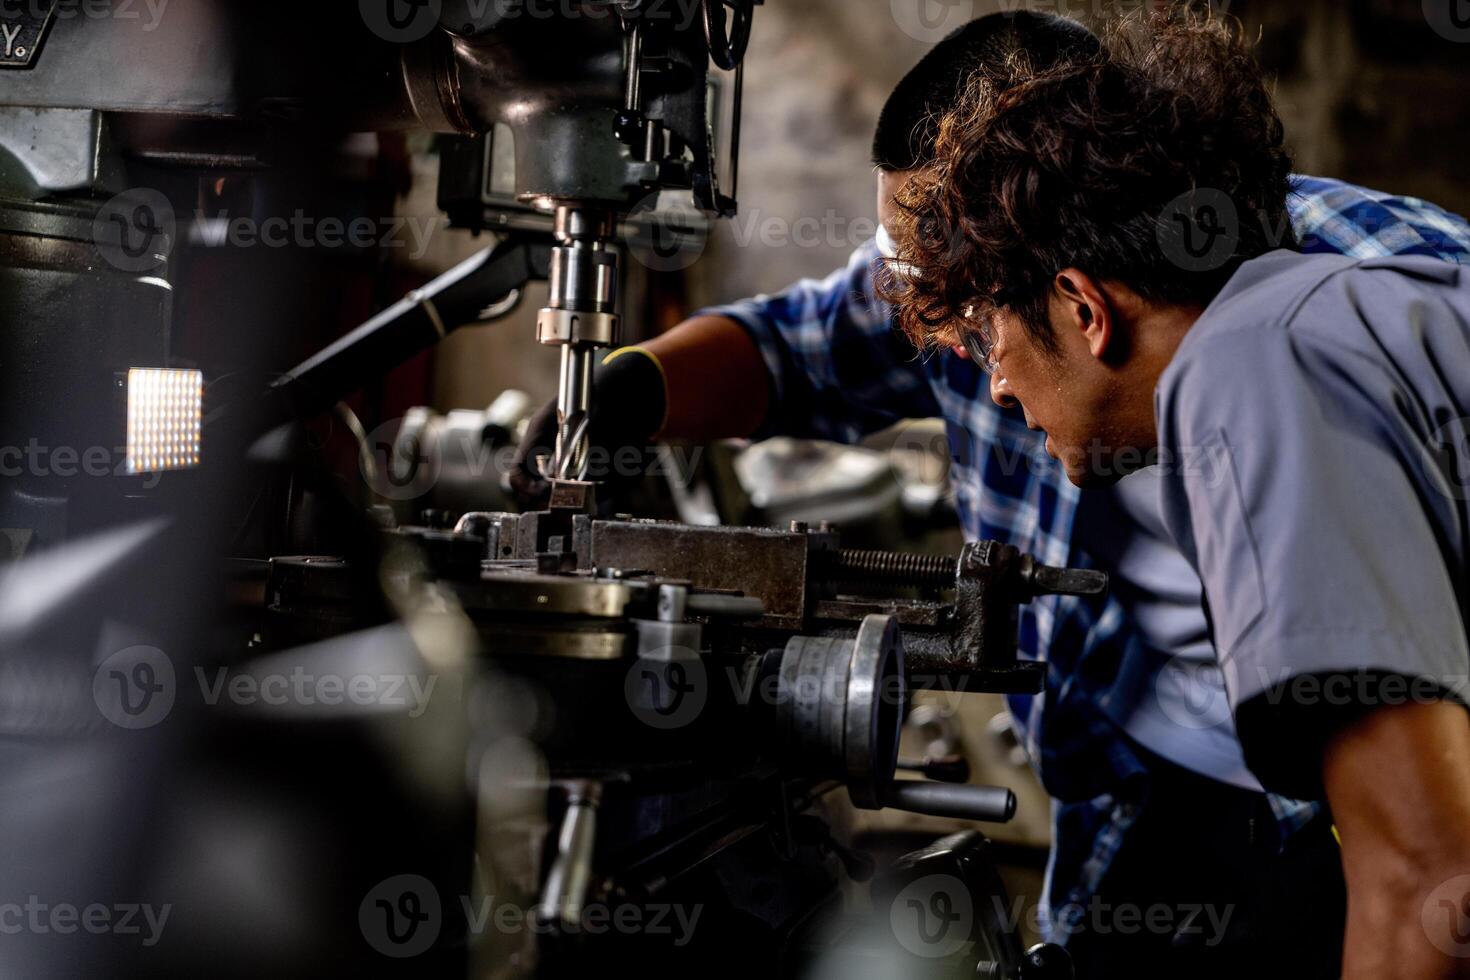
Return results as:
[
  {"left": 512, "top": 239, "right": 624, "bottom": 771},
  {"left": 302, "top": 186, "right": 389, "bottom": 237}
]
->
[
  {"left": 871, "top": 11, "right": 1100, "bottom": 172},
  {"left": 882, "top": 9, "right": 1296, "bottom": 352}
]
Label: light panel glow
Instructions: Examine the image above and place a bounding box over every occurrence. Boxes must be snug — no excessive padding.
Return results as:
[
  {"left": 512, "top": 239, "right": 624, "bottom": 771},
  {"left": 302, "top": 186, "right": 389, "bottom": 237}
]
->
[{"left": 126, "top": 368, "right": 202, "bottom": 474}]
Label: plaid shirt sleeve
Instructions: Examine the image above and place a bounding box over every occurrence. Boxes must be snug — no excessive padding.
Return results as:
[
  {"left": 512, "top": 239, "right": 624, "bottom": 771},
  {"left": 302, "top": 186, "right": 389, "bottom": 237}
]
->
[
  {"left": 694, "top": 239, "right": 943, "bottom": 442},
  {"left": 1291, "top": 175, "right": 1470, "bottom": 260}
]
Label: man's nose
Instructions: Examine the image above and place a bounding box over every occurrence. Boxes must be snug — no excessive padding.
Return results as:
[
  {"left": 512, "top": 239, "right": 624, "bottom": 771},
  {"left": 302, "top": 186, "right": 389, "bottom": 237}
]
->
[{"left": 990, "top": 371, "right": 1017, "bottom": 409}]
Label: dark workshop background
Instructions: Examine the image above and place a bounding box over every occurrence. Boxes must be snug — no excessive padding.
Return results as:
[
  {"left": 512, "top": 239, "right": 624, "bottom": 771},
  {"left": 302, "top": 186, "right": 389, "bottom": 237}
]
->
[{"left": 406, "top": 0, "right": 1470, "bottom": 413}]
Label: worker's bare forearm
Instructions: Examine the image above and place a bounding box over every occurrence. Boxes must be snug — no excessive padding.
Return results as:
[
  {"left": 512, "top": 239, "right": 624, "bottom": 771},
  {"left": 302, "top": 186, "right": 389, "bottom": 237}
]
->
[
  {"left": 641, "top": 314, "right": 771, "bottom": 441},
  {"left": 1324, "top": 699, "right": 1470, "bottom": 978}
]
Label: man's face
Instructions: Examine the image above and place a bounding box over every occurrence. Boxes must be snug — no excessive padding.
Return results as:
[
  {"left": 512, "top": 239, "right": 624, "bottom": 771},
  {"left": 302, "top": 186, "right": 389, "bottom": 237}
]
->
[{"left": 984, "top": 294, "right": 1129, "bottom": 488}]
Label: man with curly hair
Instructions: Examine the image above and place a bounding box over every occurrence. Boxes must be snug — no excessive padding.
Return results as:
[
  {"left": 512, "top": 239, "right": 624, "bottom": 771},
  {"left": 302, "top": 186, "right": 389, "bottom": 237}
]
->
[
  {"left": 886, "top": 12, "right": 1470, "bottom": 979},
  {"left": 513, "top": 10, "right": 1470, "bottom": 976}
]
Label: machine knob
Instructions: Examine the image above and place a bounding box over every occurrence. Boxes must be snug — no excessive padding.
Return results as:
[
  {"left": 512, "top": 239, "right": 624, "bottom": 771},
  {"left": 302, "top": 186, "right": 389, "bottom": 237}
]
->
[{"left": 1017, "top": 942, "right": 1073, "bottom": 980}]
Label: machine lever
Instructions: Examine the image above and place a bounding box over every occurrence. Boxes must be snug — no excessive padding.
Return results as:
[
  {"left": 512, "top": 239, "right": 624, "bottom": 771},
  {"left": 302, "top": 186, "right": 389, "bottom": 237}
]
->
[
  {"left": 1024, "top": 562, "right": 1108, "bottom": 598},
  {"left": 248, "top": 238, "right": 550, "bottom": 434},
  {"left": 882, "top": 781, "right": 1016, "bottom": 823}
]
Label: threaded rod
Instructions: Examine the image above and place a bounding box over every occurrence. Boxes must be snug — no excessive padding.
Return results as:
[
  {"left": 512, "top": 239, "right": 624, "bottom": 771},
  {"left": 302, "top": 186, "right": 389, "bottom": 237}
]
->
[{"left": 828, "top": 549, "right": 956, "bottom": 587}]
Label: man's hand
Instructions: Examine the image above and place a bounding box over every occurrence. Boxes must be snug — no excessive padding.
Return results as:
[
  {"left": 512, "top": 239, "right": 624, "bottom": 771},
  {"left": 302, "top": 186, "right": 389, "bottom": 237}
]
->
[
  {"left": 509, "top": 347, "right": 667, "bottom": 507},
  {"left": 509, "top": 316, "right": 772, "bottom": 508},
  {"left": 1324, "top": 699, "right": 1470, "bottom": 978}
]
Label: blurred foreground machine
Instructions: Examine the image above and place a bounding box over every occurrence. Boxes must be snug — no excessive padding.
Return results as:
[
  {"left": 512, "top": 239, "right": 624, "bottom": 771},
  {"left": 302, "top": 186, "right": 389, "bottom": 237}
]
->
[
  {"left": 0, "top": 1, "right": 1102, "bottom": 977},
  {"left": 264, "top": 484, "right": 1105, "bottom": 978}
]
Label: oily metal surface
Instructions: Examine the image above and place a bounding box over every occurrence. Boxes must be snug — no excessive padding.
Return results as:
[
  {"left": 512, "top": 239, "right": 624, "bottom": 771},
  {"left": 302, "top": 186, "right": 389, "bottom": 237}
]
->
[
  {"left": 455, "top": 571, "right": 637, "bottom": 619},
  {"left": 590, "top": 520, "right": 813, "bottom": 629}
]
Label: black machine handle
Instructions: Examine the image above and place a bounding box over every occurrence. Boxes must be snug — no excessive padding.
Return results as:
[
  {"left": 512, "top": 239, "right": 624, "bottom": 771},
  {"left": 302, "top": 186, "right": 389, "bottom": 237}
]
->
[{"left": 882, "top": 781, "right": 1016, "bottom": 823}]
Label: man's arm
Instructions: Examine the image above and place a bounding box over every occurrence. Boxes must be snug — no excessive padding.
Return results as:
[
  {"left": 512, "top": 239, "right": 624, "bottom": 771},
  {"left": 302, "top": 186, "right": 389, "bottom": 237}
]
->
[
  {"left": 1325, "top": 700, "right": 1470, "bottom": 978},
  {"left": 640, "top": 314, "right": 770, "bottom": 441}
]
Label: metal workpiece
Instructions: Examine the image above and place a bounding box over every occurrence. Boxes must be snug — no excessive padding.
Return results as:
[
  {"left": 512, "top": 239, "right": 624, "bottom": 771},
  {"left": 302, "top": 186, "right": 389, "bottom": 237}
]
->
[{"left": 589, "top": 519, "right": 839, "bottom": 630}]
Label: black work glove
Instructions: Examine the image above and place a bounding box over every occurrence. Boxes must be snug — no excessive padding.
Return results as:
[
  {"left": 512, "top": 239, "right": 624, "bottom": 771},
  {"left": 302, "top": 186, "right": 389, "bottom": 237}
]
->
[{"left": 510, "top": 347, "right": 668, "bottom": 508}]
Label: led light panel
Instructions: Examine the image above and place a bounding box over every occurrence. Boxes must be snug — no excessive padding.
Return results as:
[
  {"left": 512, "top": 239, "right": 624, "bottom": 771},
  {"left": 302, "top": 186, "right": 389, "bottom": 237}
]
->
[{"left": 126, "top": 368, "right": 202, "bottom": 474}]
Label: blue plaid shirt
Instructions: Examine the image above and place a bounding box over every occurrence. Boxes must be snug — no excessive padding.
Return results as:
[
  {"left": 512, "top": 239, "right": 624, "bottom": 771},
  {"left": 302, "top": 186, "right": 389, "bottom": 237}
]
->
[{"left": 702, "top": 176, "right": 1470, "bottom": 941}]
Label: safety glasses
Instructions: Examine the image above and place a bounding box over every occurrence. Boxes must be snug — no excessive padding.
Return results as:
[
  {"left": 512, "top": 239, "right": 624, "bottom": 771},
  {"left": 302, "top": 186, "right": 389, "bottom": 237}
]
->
[{"left": 957, "top": 301, "right": 1001, "bottom": 371}]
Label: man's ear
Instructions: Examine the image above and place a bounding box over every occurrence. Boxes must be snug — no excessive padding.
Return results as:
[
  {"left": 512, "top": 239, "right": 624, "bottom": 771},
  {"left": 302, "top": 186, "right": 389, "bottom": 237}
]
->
[{"left": 1052, "top": 269, "right": 1115, "bottom": 362}]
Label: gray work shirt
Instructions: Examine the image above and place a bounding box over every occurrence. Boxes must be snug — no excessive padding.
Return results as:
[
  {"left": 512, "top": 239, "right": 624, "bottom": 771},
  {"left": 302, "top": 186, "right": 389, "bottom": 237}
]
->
[
  {"left": 1154, "top": 249, "right": 1470, "bottom": 796},
  {"left": 1076, "top": 469, "right": 1260, "bottom": 790}
]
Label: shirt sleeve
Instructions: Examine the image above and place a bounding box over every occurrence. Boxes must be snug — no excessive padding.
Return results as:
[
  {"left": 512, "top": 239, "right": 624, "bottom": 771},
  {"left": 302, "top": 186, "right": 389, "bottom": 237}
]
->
[
  {"left": 694, "top": 240, "right": 942, "bottom": 443},
  {"left": 1156, "top": 325, "right": 1470, "bottom": 798}
]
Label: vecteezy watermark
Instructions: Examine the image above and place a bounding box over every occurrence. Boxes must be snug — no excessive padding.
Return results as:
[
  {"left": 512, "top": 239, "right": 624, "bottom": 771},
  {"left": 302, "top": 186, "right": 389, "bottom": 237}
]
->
[
  {"left": 1423, "top": 873, "right": 1470, "bottom": 958},
  {"left": 1154, "top": 659, "right": 1233, "bottom": 732},
  {"left": 359, "top": 875, "right": 703, "bottom": 958},
  {"left": 884, "top": 421, "right": 964, "bottom": 504},
  {"left": 359, "top": 0, "right": 441, "bottom": 43},
  {"left": 1003, "top": 895, "right": 1236, "bottom": 947},
  {"left": 1, "top": 0, "right": 170, "bottom": 30},
  {"left": 186, "top": 211, "right": 445, "bottom": 261},
  {"left": 0, "top": 898, "right": 171, "bottom": 947},
  {"left": 627, "top": 204, "right": 891, "bottom": 273},
  {"left": 1244, "top": 665, "right": 1470, "bottom": 711},
  {"left": 1156, "top": 187, "right": 1242, "bottom": 273},
  {"left": 987, "top": 0, "right": 1242, "bottom": 19},
  {"left": 624, "top": 653, "right": 708, "bottom": 730},
  {"left": 625, "top": 192, "right": 710, "bottom": 273},
  {"left": 195, "top": 666, "right": 438, "bottom": 718},
  {"left": 94, "top": 188, "right": 175, "bottom": 274},
  {"left": 92, "top": 647, "right": 442, "bottom": 729},
  {"left": 361, "top": 874, "right": 442, "bottom": 958},
  {"left": 1423, "top": 416, "right": 1470, "bottom": 502},
  {"left": 890, "top": 0, "right": 977, "bottom": 43},
  {"left": 359, "top": 0, "right": 703, "bottom": 44},
  {"left": 1425, "top": 0, "right": 1470, "bottom": 43},
  {"left": 1048, "top": 439, "right": 1234, "bottom": 487},
  {"left": 624, "top": 641, "right": 912, "bottom": 734},
  {"left": 890, "top": 874, "right": 975, "bottom": 958},
  {"left": 358, "top": 416, "right": 707, "bottom": 503},
  {"left": 0, "top": 440, "right": 164, "bottom": 489},
  {"left": 725, "top": 208, "right": 881, "bottom": 253},
  {"left": 92, "top": 645, "right": 175, "bottom": 730},
  {"left": 92, "top": 189, "right": 447, "bottom": 273},
  {"left": 460, "top": 895, "right": 703, "bottom": 947}
]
